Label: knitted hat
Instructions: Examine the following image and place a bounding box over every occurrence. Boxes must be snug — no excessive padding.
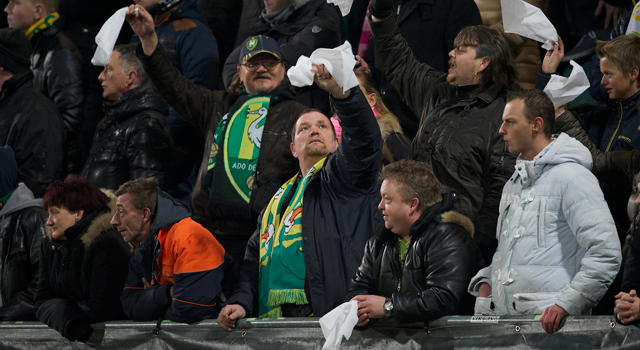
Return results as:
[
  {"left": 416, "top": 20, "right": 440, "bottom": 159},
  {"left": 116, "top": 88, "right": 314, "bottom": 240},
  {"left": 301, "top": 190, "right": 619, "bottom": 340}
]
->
[
  {"left": 0, "top": 146, "right": 17, "bottom": 198},
  {"left": 0, "top": 28, "right": 32, "bottom": 74}
]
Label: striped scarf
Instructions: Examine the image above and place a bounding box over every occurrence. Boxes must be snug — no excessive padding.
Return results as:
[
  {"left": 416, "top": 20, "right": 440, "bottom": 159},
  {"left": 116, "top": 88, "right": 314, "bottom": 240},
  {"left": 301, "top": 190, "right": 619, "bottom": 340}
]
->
[
  {"left": 257, "top": 158, "right": 326, "bottom": 318},
  {"left": 26, "top": 12, "right": 59, "bottom": 40}
]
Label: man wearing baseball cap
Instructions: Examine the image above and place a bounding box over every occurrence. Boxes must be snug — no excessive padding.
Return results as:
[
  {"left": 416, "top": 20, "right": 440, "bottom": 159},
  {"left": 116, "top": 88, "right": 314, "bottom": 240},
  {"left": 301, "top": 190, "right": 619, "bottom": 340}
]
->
[
  {"left": 126, "top": 7, "right": 308, "bottom": 264},
  {"left": 0, "top": 28, "right": 64, "bottom": 197}
]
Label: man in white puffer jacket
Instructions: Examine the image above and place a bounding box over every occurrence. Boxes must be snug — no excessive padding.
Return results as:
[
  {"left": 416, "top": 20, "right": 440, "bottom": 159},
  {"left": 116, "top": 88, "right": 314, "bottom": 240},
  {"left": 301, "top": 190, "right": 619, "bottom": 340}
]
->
[{"left": 468, "top": 89, "right": 622, "bottom": 333}]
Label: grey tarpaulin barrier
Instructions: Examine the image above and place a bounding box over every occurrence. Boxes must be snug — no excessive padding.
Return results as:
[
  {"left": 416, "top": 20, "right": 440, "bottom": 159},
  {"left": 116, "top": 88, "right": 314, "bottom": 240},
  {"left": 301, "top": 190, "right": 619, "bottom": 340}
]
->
[{"left": 0, "top": 315, "right": 639, "bottom": 349}]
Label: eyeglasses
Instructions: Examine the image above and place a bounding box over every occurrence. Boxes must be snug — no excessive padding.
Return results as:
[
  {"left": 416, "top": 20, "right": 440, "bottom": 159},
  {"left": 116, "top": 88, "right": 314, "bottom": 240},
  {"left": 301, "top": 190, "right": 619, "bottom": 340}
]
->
[{"left": 240, "top": 60, "right": 282, "bottom": 71}]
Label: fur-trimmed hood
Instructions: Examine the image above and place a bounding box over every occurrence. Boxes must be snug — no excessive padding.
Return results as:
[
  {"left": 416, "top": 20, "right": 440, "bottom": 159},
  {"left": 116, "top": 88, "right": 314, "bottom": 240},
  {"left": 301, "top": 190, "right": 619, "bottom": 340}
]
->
[
  {"left": 45, "top": 190, "right": 118, "bottom": 248},
  {"left": 377, "top": 112, "right": 405, "bottom": 164},
  {"left": 440, "top": 210, "right": 474, "bottom": 238}
]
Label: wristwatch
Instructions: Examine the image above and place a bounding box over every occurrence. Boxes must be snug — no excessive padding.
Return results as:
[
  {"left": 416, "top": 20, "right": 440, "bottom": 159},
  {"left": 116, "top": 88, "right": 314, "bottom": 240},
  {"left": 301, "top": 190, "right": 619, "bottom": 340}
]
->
[{"left": 384, "top": 298, "right": 394, "bottom": 317}]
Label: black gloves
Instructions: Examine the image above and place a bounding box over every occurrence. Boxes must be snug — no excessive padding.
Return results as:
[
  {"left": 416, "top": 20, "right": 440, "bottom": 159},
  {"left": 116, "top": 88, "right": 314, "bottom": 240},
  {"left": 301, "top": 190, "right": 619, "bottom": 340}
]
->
[{"left": 369, "top": 0, "right": 395, "bottom": 20}]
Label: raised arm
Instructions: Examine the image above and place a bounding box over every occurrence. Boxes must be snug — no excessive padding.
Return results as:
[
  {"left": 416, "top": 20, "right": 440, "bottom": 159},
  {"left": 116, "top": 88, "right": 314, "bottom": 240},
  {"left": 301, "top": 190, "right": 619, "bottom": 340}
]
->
[
  {"left": 369, "top": 12, "right": 450, "bottom": 116},
  {"left": 127, "top": 5, "right": 234, "bottom": 134},
  {"left": 312, "top": 64, "right": 382, "bottom": 193}
]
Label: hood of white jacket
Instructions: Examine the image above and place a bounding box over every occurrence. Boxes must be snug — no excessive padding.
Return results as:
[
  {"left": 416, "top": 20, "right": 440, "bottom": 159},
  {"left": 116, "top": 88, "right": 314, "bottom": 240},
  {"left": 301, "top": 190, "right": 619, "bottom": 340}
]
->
[{"left": 514, "top": 133, "right": 592, "bottom": 188}]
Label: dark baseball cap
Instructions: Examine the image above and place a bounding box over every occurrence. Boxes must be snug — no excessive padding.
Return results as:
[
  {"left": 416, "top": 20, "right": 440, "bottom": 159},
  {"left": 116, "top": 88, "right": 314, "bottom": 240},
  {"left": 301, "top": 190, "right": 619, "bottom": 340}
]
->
[{"left": 239, "top": 35, "right": 281, "bottom": 62}]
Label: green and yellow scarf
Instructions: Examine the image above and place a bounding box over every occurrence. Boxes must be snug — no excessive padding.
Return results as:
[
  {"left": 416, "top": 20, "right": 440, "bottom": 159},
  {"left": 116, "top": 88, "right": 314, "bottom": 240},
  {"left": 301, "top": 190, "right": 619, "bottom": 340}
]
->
[
  {"left": 258, "top": 157, "right": 326, "bottom": 318},
  {"left": 208, "top": 96, "right": 270, "bottom": 203},
  {"left": 26, "top": 12, "right": 59, "bottom": 40}
]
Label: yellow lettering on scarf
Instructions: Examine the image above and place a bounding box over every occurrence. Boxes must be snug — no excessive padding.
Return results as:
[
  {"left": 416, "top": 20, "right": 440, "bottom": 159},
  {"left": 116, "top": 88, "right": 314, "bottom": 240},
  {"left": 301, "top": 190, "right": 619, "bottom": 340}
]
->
[{"left": 238, "top": 103, "right": 263, "bottom": 159}]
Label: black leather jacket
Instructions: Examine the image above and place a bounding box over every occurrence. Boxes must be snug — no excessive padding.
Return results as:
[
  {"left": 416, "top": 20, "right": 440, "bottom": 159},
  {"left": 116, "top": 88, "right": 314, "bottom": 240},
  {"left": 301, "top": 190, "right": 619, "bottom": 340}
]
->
[
  {"left": 370, "top": 15, "right": 516, "bottom": 267},
  {"left": 81, "top": 84, "right": 173, "bottom": 190},
  {"left": 0, "top": 184, "right": 47, "bottom": 321},
  {"left": 347, "top": 193, "right": 481, "bottom": 325},
  {"left": 35, "top": 201, "right": 131, "bottom": 341},
  {"left": 30, "top": 22, "right": 84, "bottom": 173},
  {"left": 0, "top": 71, "right": 65, "bottom": 198}
]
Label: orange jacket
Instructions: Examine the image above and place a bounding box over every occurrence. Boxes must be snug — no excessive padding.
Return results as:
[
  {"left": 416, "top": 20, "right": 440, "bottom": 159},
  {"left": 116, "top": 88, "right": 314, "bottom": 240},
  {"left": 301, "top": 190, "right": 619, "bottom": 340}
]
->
[{"left": 121, "top": 192, "right": 227, "bottom": 322}]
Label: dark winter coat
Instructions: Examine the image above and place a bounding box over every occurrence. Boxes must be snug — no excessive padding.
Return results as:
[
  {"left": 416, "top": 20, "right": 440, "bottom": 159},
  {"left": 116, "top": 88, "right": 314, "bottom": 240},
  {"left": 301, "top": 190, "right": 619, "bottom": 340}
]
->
[
  {"left": 137, "top": 43, "right": 307, "bottom": 238},
  {"left": 347, "top": 193, "right": 480, "bottom": 324},
  {"left": 196, "top": 0, "right": 241, "bottom": 68},
  {"left": 0, "top": 70, "right": 65, "bottom": 198},
  {"left": 34, "top": 194, "right": 131, "bottom": 341},
  {"left": 0, "top": 184, "right": 47, "bottom": 321},
  {"left": 225, "top": 88, "right": 384, "bottom": 317},
  {"left": 369, "top": 0, "right": 483, "bottom": 138},
  {"left": 370, "top": 14, "right": 516, "bottom": 266},
  {"left": 537, "top": 71, "right": 640, "bottom": 153},
  {"left": 142, "top": 0, "right": 220, "bottom": 90},
  {"left": 80, "top": 84, "right": 172, "bottom": 190},
  {"left": 30, "top": 21, "right": 84, "bottom": 173},
  {"left": 555, "top": 110, "right": 640, "bottom": 186},
  {"left": 223, "top": 0, "right": 342, "bottom": 114},
  {"left": 622, "top": 224, "right": 640, "bottom": 294}
]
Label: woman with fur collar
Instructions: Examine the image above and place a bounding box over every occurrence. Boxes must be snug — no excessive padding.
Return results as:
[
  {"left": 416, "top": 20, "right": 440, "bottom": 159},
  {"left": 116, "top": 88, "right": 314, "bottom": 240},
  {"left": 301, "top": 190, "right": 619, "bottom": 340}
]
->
[{"left": 35, "top": 176, "right": 131, "bottom": 342}]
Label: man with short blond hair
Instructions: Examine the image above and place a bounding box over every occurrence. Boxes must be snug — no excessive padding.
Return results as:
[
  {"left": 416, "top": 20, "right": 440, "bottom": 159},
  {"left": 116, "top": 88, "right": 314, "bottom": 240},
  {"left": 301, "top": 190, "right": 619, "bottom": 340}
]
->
[
  {"left": 539, "top": 35, "right": 640, "bottom": 242},
  {"left": 347, "top": 160, "right": 479, "bottom": 326}
]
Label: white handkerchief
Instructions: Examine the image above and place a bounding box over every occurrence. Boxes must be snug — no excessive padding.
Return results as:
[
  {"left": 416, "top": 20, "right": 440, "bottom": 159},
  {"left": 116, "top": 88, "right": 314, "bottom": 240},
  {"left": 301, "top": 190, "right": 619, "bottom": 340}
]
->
[
  {"left": 543, "top": 60, "right": 590, "bottom": 108},
  {"left": 326, "top": 0, "right": 353, "bottom": 16},
  {"left": 92, "top": 7, "right": 129, "bottom": 66},
  {"left": 626, "top": 3, "right": 640, "bottom": 36},
  {"left": 501, "top": 0, "right": 558, "bottom": 50},
  {"left": 287, "top": 41, "right": 359, "bottom": 94},
  {"left": 319, "top": 300, "right": 359, "bottom": 350}
]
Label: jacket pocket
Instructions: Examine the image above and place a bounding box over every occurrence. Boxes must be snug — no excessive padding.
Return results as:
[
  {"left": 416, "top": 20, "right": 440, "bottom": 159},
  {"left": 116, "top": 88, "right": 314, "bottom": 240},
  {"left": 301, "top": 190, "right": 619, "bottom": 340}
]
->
[
  {"left": 474, "top": 297, "right": 496, "bottom": 316},
  {"left": 513, "top": 292, "right": 557, "bottom": 315},
  {"left": 537, "top": 199, "right": 547, "bottom": 248}
]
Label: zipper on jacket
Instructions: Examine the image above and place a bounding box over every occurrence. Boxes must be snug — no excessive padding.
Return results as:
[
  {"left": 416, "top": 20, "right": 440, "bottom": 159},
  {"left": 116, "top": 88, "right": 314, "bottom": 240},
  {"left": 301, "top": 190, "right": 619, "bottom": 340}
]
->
[
  {"left": 386, "top": 244, "right": 403, "bottom": 292},
  {"left": 604, "top": 101, "right": 624, "bottom": 153},
  {"left": 441, "top": 105, "right": 471, "bottom": 152}
]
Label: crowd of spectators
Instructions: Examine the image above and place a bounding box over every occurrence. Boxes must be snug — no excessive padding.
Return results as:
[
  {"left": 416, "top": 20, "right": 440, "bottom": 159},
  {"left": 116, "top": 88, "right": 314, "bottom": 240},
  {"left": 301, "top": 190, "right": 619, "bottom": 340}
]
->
[{"left": 1, "top": 0, "right": 640, "bottom": 342}]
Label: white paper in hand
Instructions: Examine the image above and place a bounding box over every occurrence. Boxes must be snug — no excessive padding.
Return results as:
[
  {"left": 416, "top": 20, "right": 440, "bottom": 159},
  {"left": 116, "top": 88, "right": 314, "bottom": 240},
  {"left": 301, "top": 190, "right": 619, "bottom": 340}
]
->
[
  {"left": 91, "top": 7, "right": 129, "bottom": 66},
  {"left": 326, "top": 0, "right": 353, "bottom": 16},
  {"left": 319, "top": 300, "right": 359, "bottom": 350},
  {"left": 543, "top": 60, "right": 590, "bottom": 108},
  {"left": 501, "top": 0, "right": 557, "bottom": 50},
  {"left": 287, "top": 41, "right": 359, "bottom": 94}
]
